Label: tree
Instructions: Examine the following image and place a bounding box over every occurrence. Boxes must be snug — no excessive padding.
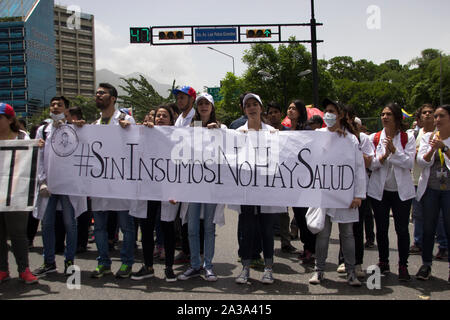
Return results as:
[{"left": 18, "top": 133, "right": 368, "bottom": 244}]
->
[
  {"left": 119, "top": 75, "right": 165, "bottom": 122},
  {"left": 70, "top": 96, "right": 99, "bottom": 123},
  {"left": 215, "top": 73, "right": 245, "bottom": 126}
]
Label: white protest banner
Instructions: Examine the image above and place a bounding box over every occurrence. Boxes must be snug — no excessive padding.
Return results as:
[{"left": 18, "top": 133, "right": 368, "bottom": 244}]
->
[
  {"left": 0, "top": 140, "right": 39, "bottom": 212},
  {"left": 46, "top": 125, "right": 360, "bottom": 208}
]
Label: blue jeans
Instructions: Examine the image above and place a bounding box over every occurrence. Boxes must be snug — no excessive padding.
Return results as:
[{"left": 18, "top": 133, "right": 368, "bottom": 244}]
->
[
  {"left": 42, "top": 195, "right": 77, "bottom": 263},
  {"left": 187, "top": 203, "right": 216, "bottom": 270},
  {"left": 93, "top": 211, "right": 135, "bottom": 267},
  {"left": 420, "top": 188, "right": 450, "bottom": 266},
  {"left": 413, "top": 193, "right": 448, "bottom": 249}
]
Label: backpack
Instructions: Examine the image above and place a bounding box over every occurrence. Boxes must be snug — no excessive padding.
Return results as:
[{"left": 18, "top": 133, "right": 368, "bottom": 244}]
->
[{"left": 373, "top": 130, "right": 408, "bottom": 151}]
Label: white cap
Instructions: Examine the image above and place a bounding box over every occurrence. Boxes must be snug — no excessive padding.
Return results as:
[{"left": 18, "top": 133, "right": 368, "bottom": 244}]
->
[
  {"left": 354, "top": 117, "right": 362, "bottom": 126},
  {"left": 243, "top": 93, "right": 263, "bottom": 108},
  {"left": 196, "top": 93, "right": 215, "bottom": 107}
]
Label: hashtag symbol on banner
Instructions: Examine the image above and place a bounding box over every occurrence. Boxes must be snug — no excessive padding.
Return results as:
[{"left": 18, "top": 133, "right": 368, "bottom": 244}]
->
[{"left": 73, "top": 144, "right": 93, "bottom": 177}]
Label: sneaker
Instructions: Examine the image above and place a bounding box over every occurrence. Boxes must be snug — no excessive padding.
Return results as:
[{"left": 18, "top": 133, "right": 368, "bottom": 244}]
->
[
  {"left": 301, "top": 250, "right": 315, "bottom": 265},
  {"left": 235, "top": 267, "right": 250, "bottom": 284},
  {"left": 32, "top": 262, "right": 57, "bottom": 277},
  {"left": 337, "top": 263, "right": 346, "bottom": 274},
  {"left": 19, "top": 268, "right": 38, "bottom": 285},
  {"left": 64, "top": 260, "right": 74, "bottom": 276},
  {"left": 178, "top": 267, "right": 202, "bottom": 280},
  {"left": 115, "top": 264, "right": 132, "bottom": 278},
  {"left": 90, "top": 265, "right": 112, "bottom": 278},
  {"left": 409, "top": 244, "right": 422, "bottom": 255},
  {"left": 205, "top": 268, "right": 218, "bottom": 282},
  {"left": 355, "top": 265, "right": 365, "bottom": 279},
  {"left": 250, "top": 258, "right": 265, "bottom": 270},
  {"left": 281, "top": 245, "right": 297, "bottom": 254},
  {"left": 0, "top": 271, "right": 10, "bottom": 283},
  {"left": 364, "top": 240, "right": 375, "bottom": 249},
  {"left": 309, "top": 271, "right": 324, "bottom": 285},
  {"left": 398, "top": 265, "right": 411, "bottom": 282},
  {"left": 435, "top": 248, "right": 448, "bottom": 260},
  {"left": 416, "top": 265, "right": 431, "bottom": 280},
  {"left": 165, "top": 268, "right": 177, "bottom": 282},
  {"left": 261, "top": 268, "right": 274, "bottom": 284},
  {"left": 131, "top": 265, "right": 154, "bottom": 281},
  {"left": 347, "top": 272, "right": 362, "bottom": 287},
  {"left": 174, "top": 252, "right": 190, "bottom": 265},
  {"left": 377, "top": 262, "right": 390, "bottom": 275}
]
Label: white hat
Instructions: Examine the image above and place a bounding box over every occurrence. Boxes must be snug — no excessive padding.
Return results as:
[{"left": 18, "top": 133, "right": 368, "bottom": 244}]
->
[
  {"left": 196, "top": 93, "right": 215, "bottom": 107},
  {"left": 243, "top": 93, "right": 263, "bottom": 108}
]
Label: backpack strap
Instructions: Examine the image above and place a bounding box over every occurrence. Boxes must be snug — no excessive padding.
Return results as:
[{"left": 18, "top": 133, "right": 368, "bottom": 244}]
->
[
  {"left": 373, "top": 131, "right": 382, "bottom": 150},
  {"left": 42, "top": 123, "right": 50, "bottom": 141},
  {"left": 400, "top": 131, "right": 408, "bottom": 150}
]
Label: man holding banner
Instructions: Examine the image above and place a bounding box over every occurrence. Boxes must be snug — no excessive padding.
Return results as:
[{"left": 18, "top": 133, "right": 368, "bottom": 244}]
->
[
  {"left": 89, "top": 83, "right": 137, "bottom": 279},
  {"left": 32, "top": 97, "right": 86, "bottom": 278}
]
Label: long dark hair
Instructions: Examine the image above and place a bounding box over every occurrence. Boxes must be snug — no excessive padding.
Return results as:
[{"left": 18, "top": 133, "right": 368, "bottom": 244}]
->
[
  {"left": 437, "top": 104, "right": 450, "bottom": 116},
  {"left": 289, "top": 99, "right": 308, "bottom": 130},
  {"left": 155, "top": 104, "right": 175, "bottom": 126},
  {"left": 192, "top": 101, "right": 221, "bottom": 128},
  {"left": 343, "top": 104, "right": 360, "bottom": 141},
  {"left": 2, "top": 114, "right": 20, "bottom": 133},
  {"left": 383, "top": 102, "right": 408, "bottom": 132}
]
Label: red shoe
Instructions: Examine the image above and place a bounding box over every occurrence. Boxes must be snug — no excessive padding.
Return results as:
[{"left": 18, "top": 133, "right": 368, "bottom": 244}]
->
[
  {"left": 20, "top": 268, "right": 38, "bottom": 285},
  {"left": 0, "top": 271, "right": 10, "bottom": 283}
]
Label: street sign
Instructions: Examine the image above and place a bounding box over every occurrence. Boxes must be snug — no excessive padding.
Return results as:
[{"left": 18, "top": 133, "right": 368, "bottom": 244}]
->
[
  {"left": 194, "top": 28, "right": 237, "bottom": 42},
  {"left": 207, "top": 87, "right": 223, "bottom": 102}
]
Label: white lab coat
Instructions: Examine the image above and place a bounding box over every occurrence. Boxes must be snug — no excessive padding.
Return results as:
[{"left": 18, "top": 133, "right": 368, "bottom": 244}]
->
[
  {"left": 33, "top": 123, "right": 87, "bottom": 220},
  {"left": 90, "top": 110, "right": 138, "bottom": 215},
  {"left": 367, "top": 129, "right": 416, "bottom": 201},
  {"left": 316, "top": 128, "right": 366, "bottom": 223},
  {"left": 416, "top": 132, "right": 450, "bottom": 201}
]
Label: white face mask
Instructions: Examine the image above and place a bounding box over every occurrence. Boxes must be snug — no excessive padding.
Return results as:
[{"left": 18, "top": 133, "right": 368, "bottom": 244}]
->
[
  {"left": 50, "top": 112, "right": 65, "bottom": 122},
  {"left": 323, "top": 112, "right": 337, "bottom": 128}
]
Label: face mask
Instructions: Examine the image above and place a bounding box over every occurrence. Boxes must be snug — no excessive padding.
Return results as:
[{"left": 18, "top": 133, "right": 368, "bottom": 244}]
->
[
  {"left": 50, "top": 112, "right": 65, "bottom": 122},
  {"left": 323, "top": 112, "right": 337, "bottom": 128}
]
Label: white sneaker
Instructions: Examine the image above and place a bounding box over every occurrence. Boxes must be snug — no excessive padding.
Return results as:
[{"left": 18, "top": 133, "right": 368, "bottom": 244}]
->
[
  {"left": 337, "top": 263, "right": 346, "bottom": 273},
  {"left": 235, "top": 267, "right": 249, "bottom": 284},
  {"left": 355, "top": 265, "right": 365, "bottom": 279},
  {"left": 309, "top": 271, "right": 324, "bottom": 285},
  {"left": 261, "top": 268, "right": 274, "bottom": 284}
]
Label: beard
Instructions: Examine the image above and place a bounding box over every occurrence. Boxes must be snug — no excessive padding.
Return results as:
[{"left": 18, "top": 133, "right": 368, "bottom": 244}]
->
[{"left": 96, "top": 98, "right": 109, "bottom": 110}]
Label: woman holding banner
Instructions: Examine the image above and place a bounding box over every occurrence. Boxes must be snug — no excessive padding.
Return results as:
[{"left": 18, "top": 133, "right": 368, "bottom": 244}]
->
[
  {"left": 0, "top": 103, "right": 38, "bottom": 285},
  {"left": 287, "top": 100, "right": 317, "bottom": 264},
  {"left": 367, "top": 103, "right": 416, "bottom": 282},
  {"left": 130, "top": 104, "right": 181, "bottom": 282},
  {"left": 177, "top": 93, "right": 225, "bottom": 282},
  {"left": 415, "top": 105, "right": 450, "bottom": 282},
  {"left": 232, "top": 93, "right": 283, "bottom": 285},
  {"left": 308, "top": 99, "right": 366, "bottom": 287}
]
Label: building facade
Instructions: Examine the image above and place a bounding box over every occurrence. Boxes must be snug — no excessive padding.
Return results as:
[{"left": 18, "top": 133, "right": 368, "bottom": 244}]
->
[
  {"left": 54, "top": 5, "right": 96, "bottom": 99},
  {"left": 0, "top": 0, "right": 56, "bottom": 118}
]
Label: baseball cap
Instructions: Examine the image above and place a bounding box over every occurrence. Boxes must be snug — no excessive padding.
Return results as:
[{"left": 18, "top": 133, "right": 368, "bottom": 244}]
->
[
  {"left": 172, "top": 86, "right": 196, "bottom": 101},
  {"left": 196, "top": 93, "right": 214, "bottom": 107},
  {"left": 322, "top": 98, "right": 338, "bottom": 109},
  {"left": 243, "top": 93, "right": 263, "bottom": 108},
  {"left": 0, "top": 103, "right": 15, "bottom": 117}
]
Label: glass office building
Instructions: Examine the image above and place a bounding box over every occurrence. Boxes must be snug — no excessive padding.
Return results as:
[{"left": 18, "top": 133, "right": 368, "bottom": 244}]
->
[{"left": 0, "top": 0, "right": 56, "bottom": 118}]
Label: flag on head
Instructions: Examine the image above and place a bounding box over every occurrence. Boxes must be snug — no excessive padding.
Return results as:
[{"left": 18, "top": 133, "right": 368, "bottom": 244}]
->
[{"left": 402, "top": 108, "right": 413, "bottom": 119}]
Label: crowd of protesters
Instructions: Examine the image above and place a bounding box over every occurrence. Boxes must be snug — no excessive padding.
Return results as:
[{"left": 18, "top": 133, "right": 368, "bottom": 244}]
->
[{"left": 0, "top": 82, "right": 449, "bottom": 288}]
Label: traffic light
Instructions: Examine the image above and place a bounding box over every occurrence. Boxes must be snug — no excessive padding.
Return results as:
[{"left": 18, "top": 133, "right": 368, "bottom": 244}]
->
[
  {"left": 246, "top": 29, "right": 271, "bottom": 38},
  {"left": 159, "top": 31, "right": 184, "bottom": 40}
]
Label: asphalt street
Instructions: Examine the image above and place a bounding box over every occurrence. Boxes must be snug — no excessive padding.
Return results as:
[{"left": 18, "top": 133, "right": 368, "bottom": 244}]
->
[{"left": 0, "top": 208, "right": 449, "bottom": 301}]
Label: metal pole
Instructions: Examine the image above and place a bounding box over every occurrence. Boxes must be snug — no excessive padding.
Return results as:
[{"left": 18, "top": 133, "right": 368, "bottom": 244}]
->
[
  {"left": 440, "top": 53, "right": 443, "bottom": 106},
  {"left": 310, "top": 0, "right": 319, "bottom": 108},
  {"left": 207, "top": 47, "right": 235, "bottom": 75}
]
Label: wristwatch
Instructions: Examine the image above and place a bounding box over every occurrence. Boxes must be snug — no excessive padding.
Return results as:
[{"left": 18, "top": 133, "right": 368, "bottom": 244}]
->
[{"left": 443, "top": 146, "right": 449, "bottom": 153}]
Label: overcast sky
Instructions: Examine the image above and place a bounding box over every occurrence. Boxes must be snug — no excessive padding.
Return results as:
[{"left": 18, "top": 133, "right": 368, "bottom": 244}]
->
[{"left": 54, "top": 0, "right": 450, "bottom": 92}]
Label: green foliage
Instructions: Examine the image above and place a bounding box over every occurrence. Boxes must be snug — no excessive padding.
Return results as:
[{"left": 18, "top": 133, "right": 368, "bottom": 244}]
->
[
  {"left": 119, "top": 75, "right": 165, "bottom": 123},
  {"left": 215, "top": 73, "right": 244, "bottom": 126}
]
